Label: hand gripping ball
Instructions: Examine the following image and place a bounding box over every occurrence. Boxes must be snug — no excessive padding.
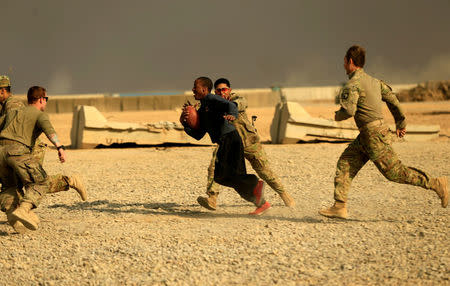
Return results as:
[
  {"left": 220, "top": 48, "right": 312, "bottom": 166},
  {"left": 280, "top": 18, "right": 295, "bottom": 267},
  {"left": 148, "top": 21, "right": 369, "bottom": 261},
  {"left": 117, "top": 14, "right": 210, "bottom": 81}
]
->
[{"left": 185, "top": 105, "right": 200, "bottom": 129}]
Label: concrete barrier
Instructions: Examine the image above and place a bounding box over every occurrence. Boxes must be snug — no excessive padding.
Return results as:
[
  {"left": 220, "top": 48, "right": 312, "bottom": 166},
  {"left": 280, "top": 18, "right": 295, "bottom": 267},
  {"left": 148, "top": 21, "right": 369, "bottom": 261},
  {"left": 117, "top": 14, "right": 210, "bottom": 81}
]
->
[
  {"left": 121, "top": 97, "right": 140, "bottom": 111},
  {"left": 104, "top": 97, "right": 121, "bottom": 112},
  {"left": 12, "top": 83, "right": 418, "bottom": 114}
]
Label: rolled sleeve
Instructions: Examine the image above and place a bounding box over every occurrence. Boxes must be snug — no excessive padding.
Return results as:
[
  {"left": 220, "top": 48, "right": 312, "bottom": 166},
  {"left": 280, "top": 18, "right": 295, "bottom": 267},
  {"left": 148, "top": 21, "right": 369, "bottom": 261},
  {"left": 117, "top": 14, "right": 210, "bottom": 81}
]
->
[{"left": 37, "top": 113, "right": 56, "bottom": 137}]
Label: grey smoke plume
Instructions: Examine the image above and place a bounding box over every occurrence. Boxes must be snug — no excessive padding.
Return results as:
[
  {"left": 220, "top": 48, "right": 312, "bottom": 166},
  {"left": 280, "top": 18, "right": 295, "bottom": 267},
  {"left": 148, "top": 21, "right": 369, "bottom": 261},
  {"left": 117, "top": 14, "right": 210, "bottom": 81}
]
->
[{"left": 1, "top": 0, "right": 449, "bottom": 94}]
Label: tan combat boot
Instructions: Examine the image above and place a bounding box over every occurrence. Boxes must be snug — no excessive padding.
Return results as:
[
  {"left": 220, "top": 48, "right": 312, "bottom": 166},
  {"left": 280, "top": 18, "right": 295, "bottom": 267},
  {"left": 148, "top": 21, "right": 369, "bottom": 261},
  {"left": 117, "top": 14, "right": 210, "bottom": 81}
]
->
[
  {"left": 279, "top": 192, "right": 295, "bottom": 207},
  {"left": 68, "top": 175, "right": 87, "bottom": 201},
  {"left": 431, "top": 177, "right": 448, "bottom": 208},
  {"left": 318, "top": 201, "right": 348, "bottom": 219},
  {"left": 10, "top": 202, "right": 39, "bottom": 231},
  {"left": 7, "top": 210, "right": 40, "bottom": 234},
  {"left": 6, "top": 209, "right": 28, "bottom": 234},
  {"left": 197, "top": 193, "right": 218, "bottom": 211}
]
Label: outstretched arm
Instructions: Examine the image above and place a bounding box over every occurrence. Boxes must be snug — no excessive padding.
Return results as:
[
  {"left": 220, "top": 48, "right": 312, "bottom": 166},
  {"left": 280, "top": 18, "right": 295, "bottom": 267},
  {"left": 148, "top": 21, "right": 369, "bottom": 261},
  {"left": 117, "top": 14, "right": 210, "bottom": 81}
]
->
[
  {"left": 37, "top": 113, "right": 66, "bottom": 163},
  {"left": 47, "top": 134, "right": 66, "bottom": 163}
]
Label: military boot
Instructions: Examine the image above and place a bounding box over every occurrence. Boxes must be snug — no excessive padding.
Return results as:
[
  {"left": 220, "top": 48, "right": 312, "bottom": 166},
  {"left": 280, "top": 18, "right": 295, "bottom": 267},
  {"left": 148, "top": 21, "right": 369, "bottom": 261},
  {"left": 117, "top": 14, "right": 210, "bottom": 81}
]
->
[
  {"left": 6, "top": 209, "right": 28, "bottom": 234},
  {"left": 197, "top": 193, "right": 218, "bottom": 211},
  {"left": 68, "top": 175, "right": 87, "bottom": 201},
  {"left": 10, "top": 202, "right": 39, "bottom": 230},
  {"left": 431, "top": 177, "right": 448, "bottom": 208},
  {"left": 279, "top": 192, "right": 295, "bottom": 207},
  {"left": 318, "top": 201, "right": 348, "bottom": 219},
  {"left": 7, "top": 210, "right": 40, "bottom": 234}
]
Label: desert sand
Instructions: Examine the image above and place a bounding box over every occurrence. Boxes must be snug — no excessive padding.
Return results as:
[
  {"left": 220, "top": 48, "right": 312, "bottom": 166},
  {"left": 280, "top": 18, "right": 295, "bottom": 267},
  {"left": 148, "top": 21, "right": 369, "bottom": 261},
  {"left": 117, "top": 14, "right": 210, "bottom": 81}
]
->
[{"left": 0, "top": 101, "right": 449, "bottom": 285}]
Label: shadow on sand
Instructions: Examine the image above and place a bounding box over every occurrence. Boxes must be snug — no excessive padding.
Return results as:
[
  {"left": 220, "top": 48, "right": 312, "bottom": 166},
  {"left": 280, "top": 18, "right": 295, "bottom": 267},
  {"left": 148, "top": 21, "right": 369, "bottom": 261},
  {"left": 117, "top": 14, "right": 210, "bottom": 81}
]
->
[{"left": 48, "top": 200, "right": 392, "bottom": 224}]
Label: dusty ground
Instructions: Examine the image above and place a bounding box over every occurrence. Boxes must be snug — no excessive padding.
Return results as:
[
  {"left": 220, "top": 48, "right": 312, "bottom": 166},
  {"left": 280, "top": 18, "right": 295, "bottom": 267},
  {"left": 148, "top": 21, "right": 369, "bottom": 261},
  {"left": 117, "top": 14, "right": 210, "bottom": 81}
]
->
[{"left": 0, "top": 101, "right": 449, "bottom": 285}]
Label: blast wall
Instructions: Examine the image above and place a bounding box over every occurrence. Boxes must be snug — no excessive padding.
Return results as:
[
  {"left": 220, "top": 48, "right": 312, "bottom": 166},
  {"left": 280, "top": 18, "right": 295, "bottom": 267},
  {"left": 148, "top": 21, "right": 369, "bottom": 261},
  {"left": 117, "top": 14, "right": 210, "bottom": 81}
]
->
[{"left": 14, "top": 84, "right": 416, "bottom": 114}]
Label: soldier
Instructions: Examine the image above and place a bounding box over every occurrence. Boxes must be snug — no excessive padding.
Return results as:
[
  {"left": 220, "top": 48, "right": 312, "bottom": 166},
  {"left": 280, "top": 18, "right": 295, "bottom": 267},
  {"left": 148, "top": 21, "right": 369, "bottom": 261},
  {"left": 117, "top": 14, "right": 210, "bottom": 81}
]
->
[
  {"left": 181, "top": 77, "right": 271, "bottom": 215},
  {"left": 197, "top": 78, "right": 295, "bottom": 211},
  {"left": 0, "top": 86, "right": 83, "bottom": 233},
  {"left": 0, "top": 76, "right": 86, "bottom": 204},
  {"left": 319, "top": 45, "right": 448, "bottom": 219}
]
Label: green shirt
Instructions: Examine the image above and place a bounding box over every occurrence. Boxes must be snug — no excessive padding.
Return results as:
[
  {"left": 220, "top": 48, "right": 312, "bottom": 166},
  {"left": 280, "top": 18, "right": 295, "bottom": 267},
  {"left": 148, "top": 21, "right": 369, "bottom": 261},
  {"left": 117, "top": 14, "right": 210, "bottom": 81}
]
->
[
  {"left": 0, "top": 105, "right": 56, "bottom": 148},
  {"left": 335, "top": 69, "right": 406, "bottom": 129}
]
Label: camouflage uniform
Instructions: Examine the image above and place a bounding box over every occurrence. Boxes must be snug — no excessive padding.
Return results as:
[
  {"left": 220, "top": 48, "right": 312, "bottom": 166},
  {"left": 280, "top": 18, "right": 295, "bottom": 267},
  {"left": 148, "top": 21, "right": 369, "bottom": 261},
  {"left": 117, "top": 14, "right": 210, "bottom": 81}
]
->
[
  {"left": 0, "top": 105, "right": 60, "bottom": 210},
  {"left": 0, "top": 95, "right": 70, "bottom": 207},
  {"left": 30, "top": 141, "right": 70, "bottom": 194},
  {"left": 206, "top": 93, "right": 286, "bottom": 196},
  {"left": 0, "top": 143, "right": 48, "bottom": 210},
  {"left": 333, "top": 69, "right": 434, "bottom": 203}
]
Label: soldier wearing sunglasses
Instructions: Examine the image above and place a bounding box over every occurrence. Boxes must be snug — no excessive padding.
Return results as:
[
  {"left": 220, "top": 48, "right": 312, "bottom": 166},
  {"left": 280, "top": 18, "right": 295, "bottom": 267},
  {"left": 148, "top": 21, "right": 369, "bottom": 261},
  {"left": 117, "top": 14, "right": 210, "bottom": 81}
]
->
[
  {"left": 0, "top": 82, "right": 86, "bottom": 233},
  {"left": 197, "top": 78, "right": 295, "bottom": 211}
]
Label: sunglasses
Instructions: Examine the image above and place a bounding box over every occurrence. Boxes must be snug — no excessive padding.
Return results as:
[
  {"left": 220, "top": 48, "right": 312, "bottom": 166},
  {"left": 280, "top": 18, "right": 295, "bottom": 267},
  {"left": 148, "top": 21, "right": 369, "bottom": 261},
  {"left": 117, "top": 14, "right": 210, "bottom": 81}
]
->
[
  {"left": 43, "top": 96, "right": 49, "bottom": 102},
  {"left": 215, "top": 87, "right": 230, "bottom": 93}
]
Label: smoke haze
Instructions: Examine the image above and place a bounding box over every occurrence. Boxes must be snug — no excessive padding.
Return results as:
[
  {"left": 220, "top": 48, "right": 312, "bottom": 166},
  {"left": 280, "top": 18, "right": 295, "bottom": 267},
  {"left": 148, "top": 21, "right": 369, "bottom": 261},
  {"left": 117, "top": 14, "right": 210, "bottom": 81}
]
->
[{"left": 1, "top": 0, "right": 449, "bottom": 94}]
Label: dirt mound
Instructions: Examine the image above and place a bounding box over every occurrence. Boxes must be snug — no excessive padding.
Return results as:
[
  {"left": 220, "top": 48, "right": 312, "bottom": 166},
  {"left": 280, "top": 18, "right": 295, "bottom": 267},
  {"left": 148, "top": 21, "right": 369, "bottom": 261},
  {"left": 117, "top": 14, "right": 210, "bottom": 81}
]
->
[{"left": 397, "top": 80, "right": 450, "bottom": 102}]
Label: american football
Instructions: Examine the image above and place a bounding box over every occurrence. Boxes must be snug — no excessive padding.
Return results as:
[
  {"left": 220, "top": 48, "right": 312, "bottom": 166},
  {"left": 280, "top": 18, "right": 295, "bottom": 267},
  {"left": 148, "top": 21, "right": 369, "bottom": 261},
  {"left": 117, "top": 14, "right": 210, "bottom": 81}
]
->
[{"left": 184, "top": 105, "right": 200, "bottom": 129}]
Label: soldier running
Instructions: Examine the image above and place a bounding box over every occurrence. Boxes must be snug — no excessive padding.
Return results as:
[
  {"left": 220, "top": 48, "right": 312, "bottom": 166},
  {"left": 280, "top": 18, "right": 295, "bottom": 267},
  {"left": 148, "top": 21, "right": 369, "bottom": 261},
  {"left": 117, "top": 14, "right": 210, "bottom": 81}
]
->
[
  {"left": 197, "top": 78, "right": 295, "bottom": 210},
  {"left": 0, "top": 76, "right": 86, "bottom": 203},
  {"left": 319, "top": 45, "right": 448, "bottom": 219},
  {"left": 0, "top": 85, "right": 86, "bottom": 233}
]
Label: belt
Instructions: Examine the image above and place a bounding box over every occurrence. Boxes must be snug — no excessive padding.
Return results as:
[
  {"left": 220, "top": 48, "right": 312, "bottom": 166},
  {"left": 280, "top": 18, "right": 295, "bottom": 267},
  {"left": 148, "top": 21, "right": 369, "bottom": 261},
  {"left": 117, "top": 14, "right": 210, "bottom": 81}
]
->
[
  {"left": 0, "top": 139, "right": 29, "bottom": 150},
  {"left": 0, "top": 138, "right": 21, "bottom": 146},
  {"left": 359, "top": 119, "right": 384, "bottom": 131}
]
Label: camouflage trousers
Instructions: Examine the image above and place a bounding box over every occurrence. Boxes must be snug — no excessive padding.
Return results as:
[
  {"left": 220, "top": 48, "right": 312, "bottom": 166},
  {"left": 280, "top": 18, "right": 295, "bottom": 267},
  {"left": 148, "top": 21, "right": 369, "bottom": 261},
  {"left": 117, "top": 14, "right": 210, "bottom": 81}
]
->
[
  {"left": 30, "top": 141, "right": 71, "bottom": 194},
  {"left": 334, "top": 124, "right": 433, "bottom": 203},
  {"left": 207, "top": 142, "right": 285, "bottom": 196},
  {"left": 0, "top": 143, "right": 49, "bottom": 210},
  {"left": 0, "top": 142, "right": 70, "bottom": 212},
  {"left": 0, "top": 174, "right": 69, "bottom": 211}
]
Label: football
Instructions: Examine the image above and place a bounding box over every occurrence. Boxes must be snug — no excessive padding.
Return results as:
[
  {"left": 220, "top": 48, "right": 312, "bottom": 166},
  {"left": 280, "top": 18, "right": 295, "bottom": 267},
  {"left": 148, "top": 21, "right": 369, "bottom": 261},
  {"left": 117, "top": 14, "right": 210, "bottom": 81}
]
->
[{"left": 184, "top": 105, "right": 200, "bottom": 129}]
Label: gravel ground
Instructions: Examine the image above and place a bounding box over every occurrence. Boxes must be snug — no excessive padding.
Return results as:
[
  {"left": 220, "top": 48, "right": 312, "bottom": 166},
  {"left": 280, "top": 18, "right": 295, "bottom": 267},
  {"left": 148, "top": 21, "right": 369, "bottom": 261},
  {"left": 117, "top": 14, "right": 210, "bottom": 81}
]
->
[{"left": 0, "top": 141, "right": 448, "bottom": 285}]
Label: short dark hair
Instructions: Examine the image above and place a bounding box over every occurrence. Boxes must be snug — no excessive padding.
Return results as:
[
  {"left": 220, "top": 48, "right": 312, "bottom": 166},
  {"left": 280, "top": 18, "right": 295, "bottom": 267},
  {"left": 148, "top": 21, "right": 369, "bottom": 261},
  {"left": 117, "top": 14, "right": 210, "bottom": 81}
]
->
[
  {"left": 214, "top": 78, "right": 231, "bottom": 89},
  {"left": 196, "top": 77, "right": 213, "bottom": 92},
  {"left": 345, "top": 45, "right": 366, "bottom": 68},
  {"left": 27, "top": 86, "right": 47, "bottom": 104}
]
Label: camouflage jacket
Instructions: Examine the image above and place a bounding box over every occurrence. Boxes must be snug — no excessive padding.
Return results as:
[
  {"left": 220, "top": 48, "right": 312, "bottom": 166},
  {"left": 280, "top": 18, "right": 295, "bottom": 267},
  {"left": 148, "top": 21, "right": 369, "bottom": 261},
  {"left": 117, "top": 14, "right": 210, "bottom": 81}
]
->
[
  {"left": 229, "top": 93, "right": 260, "bottom": 147},
  {"left": 335, "top": 68, "right": 406, "bottom": 129},
  {"left": 0, "top": 95, "right": 25, "bottom": 116},
  {"left": 0, "top": 95, "right": 25, "bottom": 131}
]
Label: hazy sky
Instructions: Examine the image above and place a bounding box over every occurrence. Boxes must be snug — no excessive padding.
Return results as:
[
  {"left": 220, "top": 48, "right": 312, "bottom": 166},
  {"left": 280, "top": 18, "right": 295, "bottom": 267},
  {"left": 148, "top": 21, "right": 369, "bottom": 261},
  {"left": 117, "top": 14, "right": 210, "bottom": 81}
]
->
[{"left": 1, "top": 0, "right": 449, "bottom": 94}]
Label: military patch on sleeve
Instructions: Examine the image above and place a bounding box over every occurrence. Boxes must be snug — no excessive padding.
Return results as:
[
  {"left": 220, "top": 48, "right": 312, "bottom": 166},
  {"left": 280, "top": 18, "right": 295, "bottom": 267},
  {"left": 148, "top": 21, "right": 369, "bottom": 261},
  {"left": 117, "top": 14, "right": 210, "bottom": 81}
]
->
[{"left": 340, "top": 89, "right": 349, "bottom": 100}]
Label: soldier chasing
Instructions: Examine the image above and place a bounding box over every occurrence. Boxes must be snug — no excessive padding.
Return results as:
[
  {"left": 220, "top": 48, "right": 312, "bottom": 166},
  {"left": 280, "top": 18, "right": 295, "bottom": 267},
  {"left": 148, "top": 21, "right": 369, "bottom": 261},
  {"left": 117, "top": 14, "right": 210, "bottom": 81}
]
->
[
  {"left": 0, "top": 76, "right": 86, "bottom": 204},
  {"left": 197, "top": 78, "right": 295, "bottom": 210},
  {"left": 0, "top": 85, "right": 86, "bottom": 233},
  {"left": 319, "top": 45, "right": 448, "bottom": 219}
]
